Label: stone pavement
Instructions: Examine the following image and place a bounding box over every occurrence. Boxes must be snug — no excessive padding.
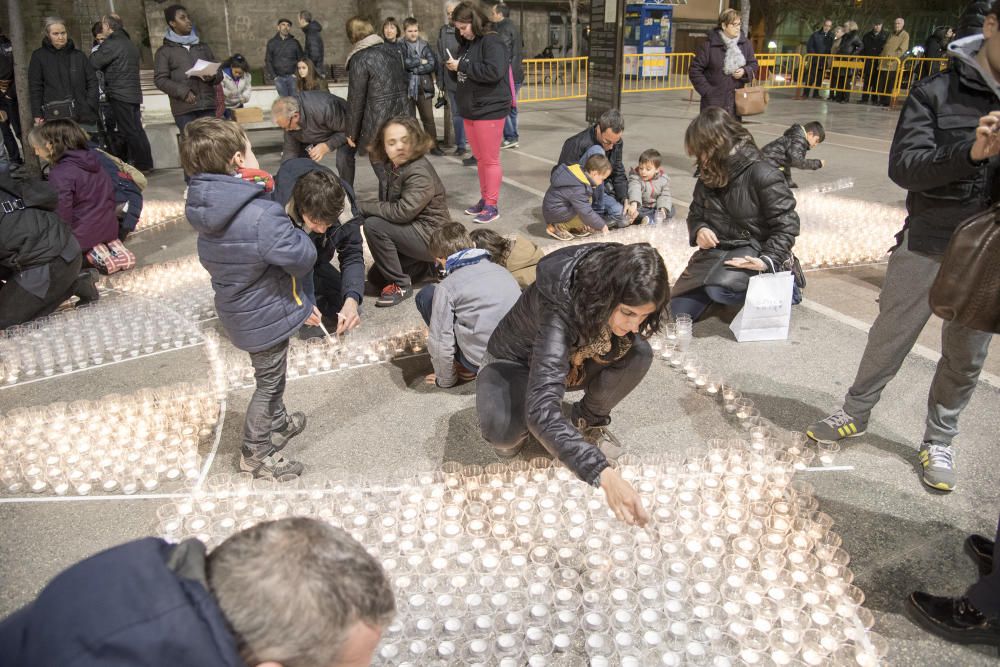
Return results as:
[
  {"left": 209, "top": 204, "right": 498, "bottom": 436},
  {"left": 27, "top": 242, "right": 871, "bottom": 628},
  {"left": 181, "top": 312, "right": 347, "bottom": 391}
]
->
[{"left": 1, "top": 92, "right": 997, "bottom": 665}]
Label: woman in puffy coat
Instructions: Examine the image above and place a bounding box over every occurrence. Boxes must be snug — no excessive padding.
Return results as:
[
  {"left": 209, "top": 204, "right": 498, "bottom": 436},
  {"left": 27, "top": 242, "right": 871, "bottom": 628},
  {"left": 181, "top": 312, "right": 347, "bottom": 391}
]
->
[
  {"left": 477, "top": 242, "right": 670, "bottom": 526},
  {"left": 344, "top": 16, "right": 409, "bottom": 185},
  {"left": 688, "top": 9, "right": 758, "bottom": 121},
  {"left": 28, "top": 16, "right": 99, "bottom": 128},
  {"left": 221, "top": 54, "right": 252, "bottom": 116},
  {"left": 670, "top": 107, "right": 799, "bottom": 320}
]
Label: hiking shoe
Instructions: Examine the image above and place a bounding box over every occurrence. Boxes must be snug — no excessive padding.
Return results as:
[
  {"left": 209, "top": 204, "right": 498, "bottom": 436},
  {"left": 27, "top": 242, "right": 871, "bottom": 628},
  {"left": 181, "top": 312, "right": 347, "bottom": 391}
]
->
[
  {"left": 966, "top": 534, "right": 995, "bottom": 576},
  {"left": 474, "top": 205, "right": 499, "bottom": 224},
  {"left": 633, "top": 214, "right": 649, "bottom": 226},
  {"left": 462, "top": 155, "right": 478, "bottom": 167},
  {"left": 501, "top": 139, "right": 519, "bottom": 149},
  {"left": 73, "top": 269, "right": 100, "bottom": 306},
  {"left": 375, "top": 283, "right": 412, "bottom": 307},
  {"left": 430, "top": 147, "right": 445, "bottom": 156},
  {"left": 906, "top": 593, "right": 1000, "bottom": 647},
  {"left": 919, "top": 442, "right": 956, "bottom": 492},
  {"left": 805, "top": 409, "right": 866, "bottom": 444},
  {"left": 576, "top": 418, "right": 625, "bottom": 461},
  {"left": 272, "top": 412, "right": 306, "bottom": 451},
  {"left": 464, "top": 199, "right": 486, "bottom": 216},
  {"left": 240, "top": 448, "right": 305, "bottom": 479},
  {"left": 568, "top": 226, "right": 593, "bottom": 238},
  {"left": 455, "top": 363, "right": 477, "bottom": 383},
  {"left": 546, "top": 225, "right": 574, "bottom": 241}
]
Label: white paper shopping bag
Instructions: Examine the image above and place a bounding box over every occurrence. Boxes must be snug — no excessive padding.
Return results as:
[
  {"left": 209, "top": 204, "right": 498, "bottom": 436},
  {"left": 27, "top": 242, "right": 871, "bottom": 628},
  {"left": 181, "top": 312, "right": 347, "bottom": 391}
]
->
[{"left": 729, "top": 271, "right": 794, "bottom": 342}]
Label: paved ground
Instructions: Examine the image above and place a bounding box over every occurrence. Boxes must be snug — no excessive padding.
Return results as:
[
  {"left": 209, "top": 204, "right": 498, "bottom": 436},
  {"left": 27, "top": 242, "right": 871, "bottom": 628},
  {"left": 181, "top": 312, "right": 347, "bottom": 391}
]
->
[{"left": 1, "top": 92, "right": 998, "bottom": 665}]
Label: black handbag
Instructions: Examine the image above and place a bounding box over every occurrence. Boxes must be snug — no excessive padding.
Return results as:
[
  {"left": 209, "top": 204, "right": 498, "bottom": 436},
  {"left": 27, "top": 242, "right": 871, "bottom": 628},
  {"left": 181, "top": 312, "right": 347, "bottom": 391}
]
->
[{"left": 42, "top": 98, "right": 76, "bottom": 121}]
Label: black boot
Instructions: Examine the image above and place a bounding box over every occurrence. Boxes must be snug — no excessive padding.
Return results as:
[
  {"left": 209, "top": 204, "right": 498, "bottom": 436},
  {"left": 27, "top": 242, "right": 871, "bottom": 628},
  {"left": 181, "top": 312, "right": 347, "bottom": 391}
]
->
[
  {"left": 906, "top": 593, "right": 1000, "bottom": 647},
  {"left": 966, "top": 534, "right": 995, "bottom": 576},
  {"left": 73, "top": 269, "right": 100, "bottom": 306}
]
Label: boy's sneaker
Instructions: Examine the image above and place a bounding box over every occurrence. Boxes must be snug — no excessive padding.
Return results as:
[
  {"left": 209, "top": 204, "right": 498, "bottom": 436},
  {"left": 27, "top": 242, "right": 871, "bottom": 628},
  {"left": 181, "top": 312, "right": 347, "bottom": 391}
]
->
[
  {"left": 805, "top": 408, "right": 866, "bottom": 444},
  {"left": 568, "top": 227, "right": 593, "bottom": 238},
  {"left": 464, "top": 199, "right": 486, "bottom": 216},
  {"left": 107, "top": 239, "right": 136, "bottom": 271},
  {"left": 633, "top": 214, "right": 649, "bottom": 226},
  {"left": 86, "top": 243, "right": 118, "bottom": 275},
  {"left": 577, "top": 418, "right": 625, "bottom": 461},
  {"left": 919, "top": 442, "right": 956, "bottom": 492},
  {"left": 474, "top": 205, "right": 499, "bottom": 224},
  {"left": 240, "top": 447, "right": 305, "bottom": 479},
  {"left": 462, "top": 155, "right": 478, "bottom": 167},
  {"left": 272, "top": 412, "right": 306, "bottom": 451},
  {"left": 501, "top": 138, "right": 519, "bottom": 149},
  {"left": 375, "top": 283, "right": 412, "bottom": 307},
  {"left": 546, "top": 225, "right": 574, "bottom": 241}
]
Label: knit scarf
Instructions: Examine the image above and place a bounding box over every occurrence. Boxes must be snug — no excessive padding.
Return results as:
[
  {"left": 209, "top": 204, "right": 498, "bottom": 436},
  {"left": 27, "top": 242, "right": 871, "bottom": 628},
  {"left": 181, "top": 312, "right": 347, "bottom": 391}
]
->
[
  {"left": 444, "top": 248, "right": 490, "bottom": 274},
  {"left": 346, "top": 34, "right": 384, "bottom": 67},
  {"left": 720, "top": 31, "right": 746, "bottom": 75},
  {"left": 166, "top": 28, "right": 200, "bottom": 46},
  {"left": 567, "top": 326, "right": 632, "bottom": 387}
]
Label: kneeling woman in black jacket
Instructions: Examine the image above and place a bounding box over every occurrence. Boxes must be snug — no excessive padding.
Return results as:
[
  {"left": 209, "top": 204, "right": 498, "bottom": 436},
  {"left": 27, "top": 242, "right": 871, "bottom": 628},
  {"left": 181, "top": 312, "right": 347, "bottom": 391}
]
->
[
  {"left": 670, "top": 107, "right": 799, "bottom": 320},
  {"left": 0, "top": 172, "right": 98, "bottom": 329},
  {"left": 477, "top": 243, "right": 670, "bottom": 525}
]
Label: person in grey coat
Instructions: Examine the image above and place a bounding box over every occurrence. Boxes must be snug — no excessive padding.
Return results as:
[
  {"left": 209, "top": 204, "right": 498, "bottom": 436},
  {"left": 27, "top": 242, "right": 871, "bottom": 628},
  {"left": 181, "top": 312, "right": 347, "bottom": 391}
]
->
[
  {"left": 416, "top": 222, "right": 521, "bottom": 388},
  {"left": 152, "top": 5, "right": 223, "bottom": 131},
  {"left": 272, "top": 92, "right": 355, "bottom": 187}
]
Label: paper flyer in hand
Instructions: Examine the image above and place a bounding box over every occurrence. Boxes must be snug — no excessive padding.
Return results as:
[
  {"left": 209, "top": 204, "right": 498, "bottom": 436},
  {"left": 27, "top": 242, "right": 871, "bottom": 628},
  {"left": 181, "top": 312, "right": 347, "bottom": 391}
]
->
[{"left": 185, "top": 59, "right": 220, "bottom": 78}]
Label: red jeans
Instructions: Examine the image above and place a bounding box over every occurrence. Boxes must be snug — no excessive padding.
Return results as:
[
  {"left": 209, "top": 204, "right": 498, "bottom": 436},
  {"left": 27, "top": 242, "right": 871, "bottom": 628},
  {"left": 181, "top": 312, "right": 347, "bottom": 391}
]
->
[{"left": 463, "top": 118, "right": 504, "bottom": 206}]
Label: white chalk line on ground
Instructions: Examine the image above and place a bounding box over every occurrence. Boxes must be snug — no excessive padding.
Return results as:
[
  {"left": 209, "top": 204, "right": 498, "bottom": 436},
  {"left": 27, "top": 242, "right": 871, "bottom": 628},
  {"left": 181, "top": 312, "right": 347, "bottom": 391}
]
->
[
  {"left": 194, "top": 397, "right": 228, "bottom": 492},
  {"left": 800, "top": 298, "right": 1000, "bottom": 390}
]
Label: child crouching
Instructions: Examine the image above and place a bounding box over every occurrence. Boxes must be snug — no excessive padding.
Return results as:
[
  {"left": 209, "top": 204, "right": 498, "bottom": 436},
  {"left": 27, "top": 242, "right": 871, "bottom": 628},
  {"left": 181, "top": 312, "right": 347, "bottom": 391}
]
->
[
  {"left": 417, "top": 222, "right": 521, "bottom": 388},
  {"left": 543, "top": 153, "right": 615, "bottom": 241},
  {"left": 627, "top": 148, "right": 674, "bottom": 225},
  {"left": 181, "top": 117, "right": 319, "bottom": 479}
]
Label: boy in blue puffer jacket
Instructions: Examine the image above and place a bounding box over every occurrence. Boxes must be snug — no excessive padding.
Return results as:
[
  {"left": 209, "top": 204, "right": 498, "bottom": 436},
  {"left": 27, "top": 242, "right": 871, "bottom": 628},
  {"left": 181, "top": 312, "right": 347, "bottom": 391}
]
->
[{"left": 181, "top": 117, "right": 318, "bottom": 480}]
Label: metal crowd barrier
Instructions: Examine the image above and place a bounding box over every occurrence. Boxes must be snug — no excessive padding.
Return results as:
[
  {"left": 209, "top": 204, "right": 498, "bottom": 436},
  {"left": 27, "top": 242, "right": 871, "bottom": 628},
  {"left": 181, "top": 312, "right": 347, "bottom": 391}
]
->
[{"left": 516, "top": 54, "right": 949, "bottom": 105}]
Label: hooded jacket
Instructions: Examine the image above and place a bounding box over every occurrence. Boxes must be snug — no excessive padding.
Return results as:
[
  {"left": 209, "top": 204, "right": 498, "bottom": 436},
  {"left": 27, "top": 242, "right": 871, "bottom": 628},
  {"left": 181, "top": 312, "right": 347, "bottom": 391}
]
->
[
  {"left": 0, "top": 538, "right": 245, "bottom": 667},
  {"left": 47, "top": 149, "right": 118, "bottom": 252},
  {"left": 429, "top": 256, "right": 521, "bottom": 387},
  {"left": 362, "top": 155, "right": 449, "bottom": 242},
  {"left": 279, "top": 90, "right": 350, "bottom": 162},
  {"left": 557, "top": 125, "right": 628, "bottom": 202},
  {"left": 689, "top": 28, "right": 759, "bottom": 118},
  {"left": 888, "top": 34, "right": 1000, "bottom": 254},
  {"left": 153, "top": 34, "right": 223, "bottom": 117},
  {"left": 265, "top": 33, "right": 303, "bottom": 80},
  {"left": 503, "top": 236, "right": 544, "bottom": 288},
  {"left": 303, "top": 20, "right": 324, "bottom": 72},
  {"left": 487, "top": 244, "right": 649, "bottom": 485},
  {"left": 627, "top": 167, "right": 672, "bottom": 211},
  {"left": 221, "top": 68, "right": 251, "bottom": 108},
  {"left": 89, "top": 29, "right": 142, "bottom": 104},
  {"left": 451, "top": 31, "right": 512, "bottom": 121},
  {"left": 273, "top": 158, "right": 365, "bottom": 306},
  {"left": 345, "top": 37, "right": 409, "bottom": 151},
  {"left": 672, "top": 141, "right": 800, "bottom": 297},
  {"left": 28, "top": 38, "right": 98, "bottom": 123},
  {"left": 0, "top": 171, "right": 80, "bottom": 297},
  {"left": 543, "top": 163, "right": 607, "bottom": 230},
  {"left": 761, "top": 124, "right": 822, "bottom": 172},
  {"left": 186, "top": 173, "right": 317, "bottom": 353}
]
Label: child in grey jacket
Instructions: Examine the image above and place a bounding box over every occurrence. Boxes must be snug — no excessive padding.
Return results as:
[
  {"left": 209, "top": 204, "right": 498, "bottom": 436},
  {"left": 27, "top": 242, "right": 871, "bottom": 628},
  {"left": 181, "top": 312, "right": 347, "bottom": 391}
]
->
[
  {"left": 627, "top": 148, "right": 674, "bottom": 224},
  {"left": 415, "top": 223, "right": 521, "bottom": 388}
]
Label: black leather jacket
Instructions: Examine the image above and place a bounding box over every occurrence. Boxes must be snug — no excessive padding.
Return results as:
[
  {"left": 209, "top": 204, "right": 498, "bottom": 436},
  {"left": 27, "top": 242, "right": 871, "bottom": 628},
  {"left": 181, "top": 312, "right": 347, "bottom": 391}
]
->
[
  {"left": 888, "top": 38, "right": 1000, "bottom": 254},
  {"left": 487, "top": 244, "right": 649, "bottom": 486},
  {"left": 346, "top": 41, "right": 409, "bottom": 150},
  {"left": 89, "top": 29, "right": 141, "bottom": 104}
]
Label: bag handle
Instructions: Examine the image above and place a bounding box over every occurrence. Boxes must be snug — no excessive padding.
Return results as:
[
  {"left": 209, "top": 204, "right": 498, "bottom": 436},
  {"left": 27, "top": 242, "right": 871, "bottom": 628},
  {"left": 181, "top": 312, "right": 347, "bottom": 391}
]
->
[{"left": 760, "top": 255, "right": 776, "bottom": 273}]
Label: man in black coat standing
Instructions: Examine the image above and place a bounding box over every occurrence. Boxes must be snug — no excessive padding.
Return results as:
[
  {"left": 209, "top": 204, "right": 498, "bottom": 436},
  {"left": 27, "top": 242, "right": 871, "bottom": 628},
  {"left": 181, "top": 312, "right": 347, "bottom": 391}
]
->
[
  {"left": 265, "top": 19, "right": 304, "bottom": 98},
  {"left": 90, "top": 16, "right": 153, "bottom": 171},
  {"left": 859, "top": 20, "right": 888, "bottom": 103},
  {"left": 803, "top": 19, "right": 834, "bottom": 98},
  {"left": 298, "top": 11, "right": 324, "bottom": 76},
  {"left": 491, "top": 2, "right": 523, "bottom": 149}
]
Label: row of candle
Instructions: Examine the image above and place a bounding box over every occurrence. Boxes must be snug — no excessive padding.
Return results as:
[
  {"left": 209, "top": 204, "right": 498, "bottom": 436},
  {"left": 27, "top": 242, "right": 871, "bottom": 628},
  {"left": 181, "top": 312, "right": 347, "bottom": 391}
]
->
[
  {"left": 105, "top": 256, "right": 217, "bottom": 322},
  {"left": 133, "top": 200, "right": 186, "bottom": 234}
]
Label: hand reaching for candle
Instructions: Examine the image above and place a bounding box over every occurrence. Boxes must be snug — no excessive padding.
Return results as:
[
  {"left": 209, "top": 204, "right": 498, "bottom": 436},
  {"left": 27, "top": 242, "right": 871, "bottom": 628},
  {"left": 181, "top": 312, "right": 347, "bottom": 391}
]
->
[
  {"left": 600, "top": 467, "right": 649, "bottom": 526},
  {"left": 336, "top": 298, "right": 361, "bottom": 334},
  {"left": 304, "top": 305, "right": 322, "bottom": 327}
]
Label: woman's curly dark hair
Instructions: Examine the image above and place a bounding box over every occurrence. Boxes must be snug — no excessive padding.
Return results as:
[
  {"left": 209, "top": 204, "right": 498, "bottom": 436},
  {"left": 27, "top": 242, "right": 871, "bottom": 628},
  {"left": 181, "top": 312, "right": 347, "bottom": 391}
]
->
[
  {"left": 469, "top": 228, "right": 512, "bottom": 266},
  {"left": 569, "top": 243, "right": 670, "bottom": 343}
]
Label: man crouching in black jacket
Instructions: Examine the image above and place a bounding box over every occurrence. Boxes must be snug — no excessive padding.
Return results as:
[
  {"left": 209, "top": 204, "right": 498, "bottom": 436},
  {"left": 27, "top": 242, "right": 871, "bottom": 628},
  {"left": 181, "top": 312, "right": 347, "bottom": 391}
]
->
[{"left": 273, "top": 159, "right": 364, "bottom": 336}]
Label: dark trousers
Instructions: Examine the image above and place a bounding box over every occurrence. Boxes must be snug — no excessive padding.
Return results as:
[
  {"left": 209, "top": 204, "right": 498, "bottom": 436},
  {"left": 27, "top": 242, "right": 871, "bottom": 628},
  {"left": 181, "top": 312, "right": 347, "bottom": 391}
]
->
[
  {"left": 362, "top": 216, "right": 435, "bottom": 289},
  {"left": 876, "top": 68, "right": 896, "bottom": 106},
  {"left": 415, "top": 284, "right": 477, "bottom": 372},
  {"left": 108, "top": 98, "right": 153, "bottom": 170},
  {"left": 476, "top": 338, "right": 653, "bottom": 451},
  {"left": 173, "top": 108, "right": 216, "bottom": 132},
  {"left": 411, "top": 95, "right": 437, "bottom": 141},
  {"left": 243, "top": 339, "right": 291, "bottom": 457},
  {"left": 313, "top": 261, "right": 345, "bottom": 319},
  {"left": 0, "top": 93, "right": 21, "bottom": 163},
  {"left": 831, "top": 68, "right": 853, "bottom": 102},
  {"left": 860, "top": 60, "right": 878, "bottom": 102},
  {"left": 670, "top": 285, "right": 747, "bottom": 321},
  {"left": 802, "top": 59, "right": 825, "bottom": 97},
  {"left": 0, "top": 254, "right": 82, "bottom": 329},
  {"left": 335, "top": 143, "right": 357, "bottom": 190},
  {"left": 968, "top": 513, "right": 1000, "bottom": 615}
]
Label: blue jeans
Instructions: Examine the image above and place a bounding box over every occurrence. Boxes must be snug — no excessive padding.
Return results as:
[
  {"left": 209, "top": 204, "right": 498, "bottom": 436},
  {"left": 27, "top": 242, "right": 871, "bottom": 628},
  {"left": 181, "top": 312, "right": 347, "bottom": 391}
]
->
[
  {"left": 415, "top": 284, "right": 478, "bottom": 373},
  {"left": 504, "top": 83, "right": 521, "bottom": 141},
  {"left": 447, "top": 90, "right": 466, "bottom": 150},
  {"left": 274, "top": 75, "right": 298, "bottom": 98},
  {"left": 580, "top": 144, "right": 623, "bottom": 221},
  {"left": 669, "top": 285, "right": 747, "bottom": 321}
]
